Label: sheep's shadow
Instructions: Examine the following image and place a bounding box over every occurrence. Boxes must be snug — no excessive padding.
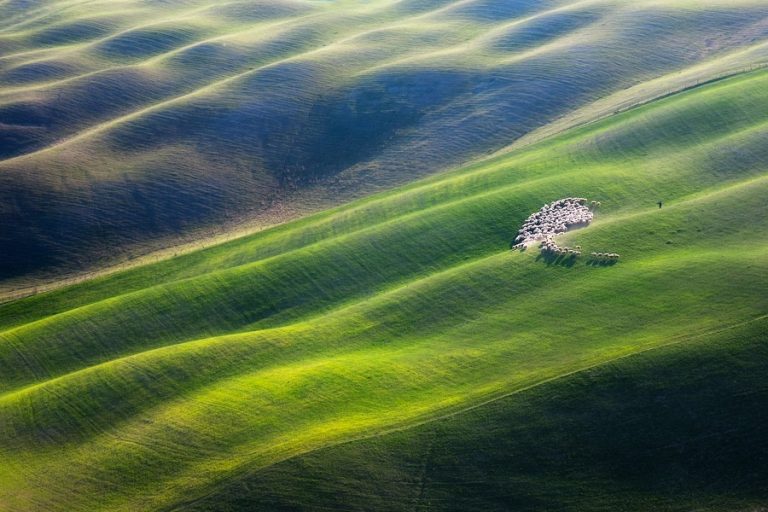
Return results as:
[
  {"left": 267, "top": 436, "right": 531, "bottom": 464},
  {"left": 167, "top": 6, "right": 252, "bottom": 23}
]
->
[
  {"left": 535, "top": 252, "right": 577, "bottom": 268},
  {"left": 523, "top": 250, "right": 620, "bottom": 268},
  {"left": 586, "top": 259, "right": 618, "bottom": 267}
]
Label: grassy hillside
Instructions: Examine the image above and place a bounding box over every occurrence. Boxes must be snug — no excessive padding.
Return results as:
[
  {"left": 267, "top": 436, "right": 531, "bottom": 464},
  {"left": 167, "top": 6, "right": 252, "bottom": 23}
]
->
[
  {"left": 2, "top": 0, "right": 768, "bottom": 290},
  {"left": 184, "top": 316, "right": 768, "bottom": 512},
  {"left": 1, "top": 66, "right": 767, "bottom": 511}
]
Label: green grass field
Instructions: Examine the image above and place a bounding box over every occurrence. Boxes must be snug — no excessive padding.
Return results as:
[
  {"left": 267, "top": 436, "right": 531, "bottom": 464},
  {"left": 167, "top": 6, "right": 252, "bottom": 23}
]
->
[
  {"left": 2, "top": 0, "right": 768, "bottom": 291},
  {"left": 1, "top": 64, "right": 767, "bottom": 511}
]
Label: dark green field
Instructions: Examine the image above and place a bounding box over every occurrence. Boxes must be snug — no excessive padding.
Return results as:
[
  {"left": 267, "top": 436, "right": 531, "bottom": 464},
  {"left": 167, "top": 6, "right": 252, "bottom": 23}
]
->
[{"left": 1, "top": 58, "right": 768, "bottom": 510}]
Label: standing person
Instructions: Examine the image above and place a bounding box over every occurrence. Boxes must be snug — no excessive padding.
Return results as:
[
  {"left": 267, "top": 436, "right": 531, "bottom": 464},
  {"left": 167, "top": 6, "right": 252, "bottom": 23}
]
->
[{"left": 657, "top": 201, "right": 663, "bottom": 209}]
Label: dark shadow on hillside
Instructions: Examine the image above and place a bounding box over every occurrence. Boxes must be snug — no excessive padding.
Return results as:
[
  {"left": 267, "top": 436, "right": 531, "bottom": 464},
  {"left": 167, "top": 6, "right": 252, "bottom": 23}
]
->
[
  {"left": 535, "top": 252, "right": 577, "bottom": 268},
  {"left": 586, "top": 259, "right": 618, "bottom": 267}
]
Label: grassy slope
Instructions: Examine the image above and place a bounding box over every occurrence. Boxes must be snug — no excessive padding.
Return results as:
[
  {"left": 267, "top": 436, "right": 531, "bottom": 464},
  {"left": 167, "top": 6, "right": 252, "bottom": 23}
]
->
[
  {"left": 183, "top": 316, "right": 768, "bottom": 512},
  {"left": 2, "top": 0, "right": 768, "bottom": 288},
  {"left": 0, "top": 67, "right": 767, "bottom": 511}
]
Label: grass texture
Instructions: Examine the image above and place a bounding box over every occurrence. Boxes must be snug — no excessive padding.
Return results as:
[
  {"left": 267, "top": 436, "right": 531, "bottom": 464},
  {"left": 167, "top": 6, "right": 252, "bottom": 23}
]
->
[
  {"left": 2, "top": 0, "right": 768, "bottom": 288},
  {"left": 0, "top": 67, "right": 767, "bottom": 511}
]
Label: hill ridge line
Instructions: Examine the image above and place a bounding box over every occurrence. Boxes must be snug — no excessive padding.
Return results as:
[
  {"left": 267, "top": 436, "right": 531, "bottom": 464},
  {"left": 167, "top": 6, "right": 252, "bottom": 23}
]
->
[
  {"left": 0, "top": 0, "right": 588, "bottom": 162},
  {"left": 0, "top": 165, "right": 588, "bottom": 333},
  {"left": 579, "top": 172, "right": 768, "bottom": 233},
  {"left": 355, "top": 0, "right": 604, "bottom": 74},
  {"left": 5, "top": 159, "right": 764, "bottom": 337},
  {"left": 0, "top": 320, "right": 299, "bottom": 404},
  {"left": 0, "top": 0, "right": 131, "bottom": 33},
  {"left": 4, "top": 0, "right": 751, "bottom": 166},
  {"left": 3, "top": 242, "right": 763, "bottom": 408},
  {"left": 0, "top": 14, "right": 320, "bottom": 97},
  {"left": 0, "top": 160, "right": 768, "bottom": 348},
  {"left": 505, "top": 58, "right": 768, "bottom": 153}
]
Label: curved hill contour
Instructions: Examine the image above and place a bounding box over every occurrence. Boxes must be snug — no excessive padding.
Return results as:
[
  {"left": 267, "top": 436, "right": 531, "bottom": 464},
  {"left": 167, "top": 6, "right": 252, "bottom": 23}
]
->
[{"left": 1, "top": 67, "right": 767, "bottom": 511}]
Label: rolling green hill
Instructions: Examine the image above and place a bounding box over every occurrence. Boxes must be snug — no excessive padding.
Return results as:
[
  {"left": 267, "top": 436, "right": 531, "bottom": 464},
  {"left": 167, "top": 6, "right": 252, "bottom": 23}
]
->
[
  {"left": 1, "top": 66, "right": 767, "bottom": 511},
  {"left": 2, "top": 0, "right": 768, "bottom": 292}
]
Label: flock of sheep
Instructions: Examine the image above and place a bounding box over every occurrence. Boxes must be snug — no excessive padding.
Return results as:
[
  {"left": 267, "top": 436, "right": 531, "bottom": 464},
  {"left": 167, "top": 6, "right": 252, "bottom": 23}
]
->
[
  {"left": 589, "top": 252, "right": 621, "bottom": 262},
  {"left": 512, "top": 197, "right": 620, "bottom": 262}
]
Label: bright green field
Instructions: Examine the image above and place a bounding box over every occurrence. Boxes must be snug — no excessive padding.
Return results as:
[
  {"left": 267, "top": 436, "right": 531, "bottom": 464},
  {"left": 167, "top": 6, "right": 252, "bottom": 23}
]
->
[
  {"left": 2, "top": 0, "right": 768, "bottom": 290},
  {"left": 1, "top": 66, "right": 767, "bottom": 510}
]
